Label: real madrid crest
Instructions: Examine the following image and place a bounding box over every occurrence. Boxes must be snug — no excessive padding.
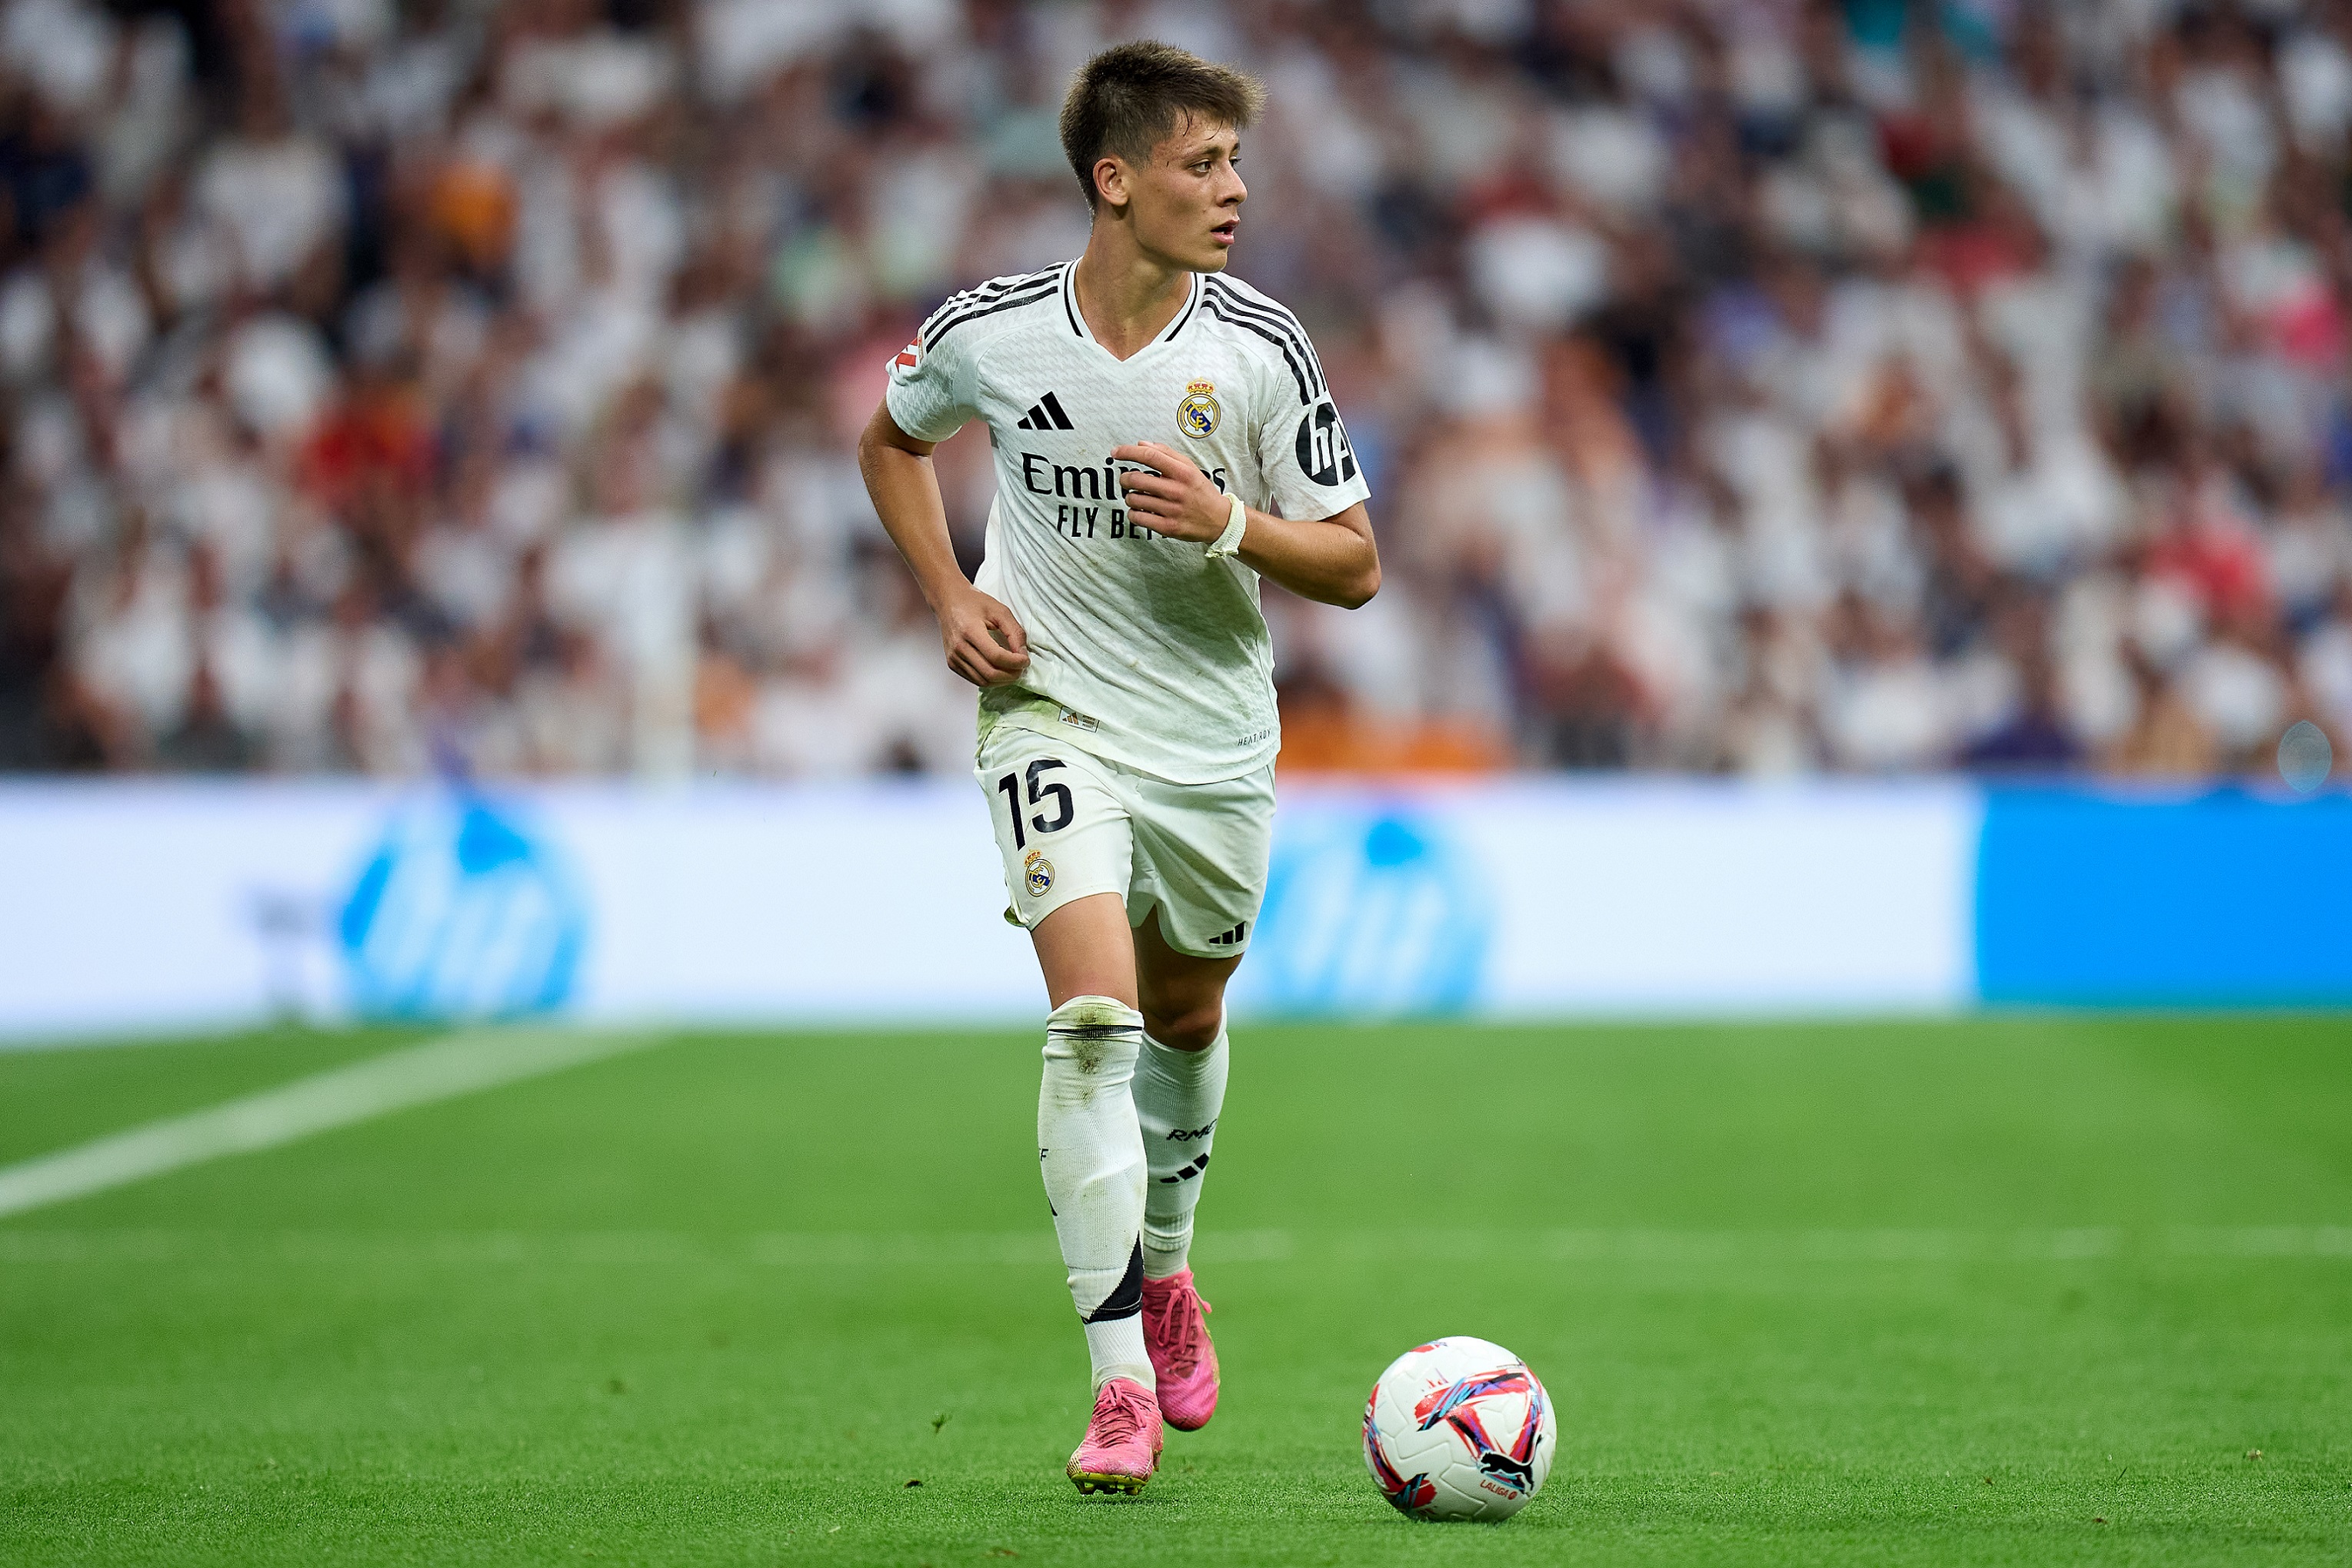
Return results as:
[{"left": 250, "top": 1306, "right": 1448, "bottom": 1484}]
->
[
  {"left": 1023, "top": 849, "right": 1054, "bottom": 897},
  {"left": 1178, "top": 379, "right": 1219, "bottom": 439}
]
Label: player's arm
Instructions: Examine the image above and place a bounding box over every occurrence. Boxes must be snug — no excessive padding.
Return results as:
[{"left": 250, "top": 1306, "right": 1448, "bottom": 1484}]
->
[
  {"left": 857, "top": 402, "right": 1031, "bottom": 687},
  {"left": 1112, "top": 441, "right": 1379, "bottom": 608}
]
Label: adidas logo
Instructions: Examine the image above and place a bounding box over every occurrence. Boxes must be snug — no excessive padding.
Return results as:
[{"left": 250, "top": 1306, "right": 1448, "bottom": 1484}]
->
[
  {"left": 1160, "top": 1151, "right": 1210, "bottom": 1184},
  {"left": 1014, "top": 391, "right": 1074, "bottom": 430},
  {"left": 1207, "top": 920, "right": 1248, "bottom": 947}
]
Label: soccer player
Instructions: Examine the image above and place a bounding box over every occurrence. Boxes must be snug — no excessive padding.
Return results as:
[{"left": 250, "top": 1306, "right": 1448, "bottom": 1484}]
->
[{"left": 858, "top": 40, "right": 1378, "bottom": 1495}]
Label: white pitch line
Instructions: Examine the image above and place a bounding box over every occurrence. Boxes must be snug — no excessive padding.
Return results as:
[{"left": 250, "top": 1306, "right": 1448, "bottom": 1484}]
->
[{"left": 0, "top": 1027, "right": 662, "bottom": 1220}]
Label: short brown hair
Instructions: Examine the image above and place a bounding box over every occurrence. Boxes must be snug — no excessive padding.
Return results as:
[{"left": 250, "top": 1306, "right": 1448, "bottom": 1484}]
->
[{"left": 1059, "top": 40, "right": 1265, "bottom": 213}]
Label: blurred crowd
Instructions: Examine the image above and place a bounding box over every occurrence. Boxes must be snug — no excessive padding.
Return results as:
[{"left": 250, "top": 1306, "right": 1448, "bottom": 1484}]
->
[{"left": 2, "top": 0, "right": 2350, "bottom": 781}]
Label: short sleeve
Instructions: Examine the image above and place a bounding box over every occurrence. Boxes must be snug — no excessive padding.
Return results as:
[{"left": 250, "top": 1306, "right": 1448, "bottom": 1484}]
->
[
  {"left": 1255, "top": 374, "right": 1372, "bottom": 523},
  {"left": 884, "top": 313, "right": 979, "bottom": 443}
]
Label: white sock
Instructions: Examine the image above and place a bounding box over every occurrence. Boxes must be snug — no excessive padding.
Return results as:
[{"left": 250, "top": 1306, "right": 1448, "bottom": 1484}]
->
[
  {"left": 1135, "top": 1020, "right": 1229, "bottom": 1280},
  {"left": 1038, "top": 995, "right": 1152, "bottom": 1391},
  {"left": 1083, "top": 1317, "right": 1149, "bottom": 1393}
]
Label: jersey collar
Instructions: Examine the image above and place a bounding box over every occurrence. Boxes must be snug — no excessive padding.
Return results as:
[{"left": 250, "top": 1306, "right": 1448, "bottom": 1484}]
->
[{"left": 1061, "top": 264, "right": 1203, "bottom": 361}]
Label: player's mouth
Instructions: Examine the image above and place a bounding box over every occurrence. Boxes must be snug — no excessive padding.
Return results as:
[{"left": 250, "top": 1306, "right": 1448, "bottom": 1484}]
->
[{"left": 1210, "top": 218, "right": 1238, "bottom": 247}]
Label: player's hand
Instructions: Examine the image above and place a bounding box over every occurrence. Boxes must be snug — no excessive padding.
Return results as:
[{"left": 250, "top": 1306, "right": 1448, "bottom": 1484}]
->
[
  {"left": 1114, "top": 441, "right": 1231, "bottom": 544},
  {"left": 936, "top": 584, "right": 1030, "bottom": 688}
]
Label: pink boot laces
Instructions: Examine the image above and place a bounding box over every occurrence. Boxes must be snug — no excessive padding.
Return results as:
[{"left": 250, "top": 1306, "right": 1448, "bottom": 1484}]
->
[{"left": 1141, "top": 1273, "right": 1213, "bottom": 1377}]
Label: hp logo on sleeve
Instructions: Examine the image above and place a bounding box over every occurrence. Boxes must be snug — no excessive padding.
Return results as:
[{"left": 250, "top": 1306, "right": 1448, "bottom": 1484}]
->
[{"left": 1295, "top": 401, "right": 1358, "bottom": 487}]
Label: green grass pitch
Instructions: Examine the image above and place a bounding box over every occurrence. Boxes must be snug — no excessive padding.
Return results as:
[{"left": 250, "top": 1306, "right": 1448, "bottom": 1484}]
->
[{"left": 2, "top": 1016, "right": 2348, "bottom": 1566}]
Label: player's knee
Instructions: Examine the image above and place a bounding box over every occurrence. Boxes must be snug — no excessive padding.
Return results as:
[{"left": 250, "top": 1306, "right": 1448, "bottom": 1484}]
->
[{"left": 1141, "top": 998, "right": 1221, "bottom": 1053}]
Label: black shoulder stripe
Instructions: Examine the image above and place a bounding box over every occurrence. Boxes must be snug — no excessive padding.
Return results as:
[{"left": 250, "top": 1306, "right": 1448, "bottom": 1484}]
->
[
  {"left": 920, "top": 278, "right": 1021, "bottom": 337},
  {"left": 924, "top": 281, "right": 1061, "bottom": 350},
  {"left": 1203, "top": 280, "right": 1314, "bottom": 343},
  {"left": 1201, "top": 295, "right": 1311, "bottom": 403},
  {"left": 921, "top": 268, "right": 1060, "bottom": 340},
  {"left": 958, "top": 265, "right": 1061, "bottom": 309},
  {"left": 1269, "top": 304, "right": 1327, "bottom": 391},
  {"left": 926, "top": 285, "right": 1058, "bottom": 351},
  {"left": 1204, "top": 281, "right": 1324, "bottom": 396},
  {"left": 924, "top": 268, "right": 1059, "bottom": 331},
  {"left": 1201, "top": 293, "right": 1314, "bottom": 403},
  {"left": 1214, "top": 281, "right": 1314, "bottom": 345},
  {"left": 1205, "top": 283, "right": 1325, "bottom": 394}
]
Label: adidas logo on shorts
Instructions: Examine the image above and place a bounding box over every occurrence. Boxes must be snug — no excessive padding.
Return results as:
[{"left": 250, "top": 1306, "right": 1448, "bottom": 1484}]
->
[{"left": 1207, "top": 921, "right": 1248, "bottom": 947}]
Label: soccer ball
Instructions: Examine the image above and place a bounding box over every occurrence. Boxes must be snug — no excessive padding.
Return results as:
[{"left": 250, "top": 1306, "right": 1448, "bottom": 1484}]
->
[{"left": 1361, "top": 1336, "right": 1555, "bottom": 1521}]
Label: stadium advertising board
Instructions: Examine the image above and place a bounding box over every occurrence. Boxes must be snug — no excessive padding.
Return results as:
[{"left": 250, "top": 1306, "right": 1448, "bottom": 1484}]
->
[{"left": 0, "top": 779, "right": 2344, "bottom": 1041}]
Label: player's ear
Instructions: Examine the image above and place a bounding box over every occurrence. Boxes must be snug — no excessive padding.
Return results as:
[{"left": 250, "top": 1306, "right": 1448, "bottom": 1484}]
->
[{"left": 1094, "top": 155, "right": 1131, "bottom": 215}]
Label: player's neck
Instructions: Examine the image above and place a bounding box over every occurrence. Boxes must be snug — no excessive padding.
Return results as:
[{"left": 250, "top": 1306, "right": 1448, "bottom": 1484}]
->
[{"left": 1071, "top": 230, "right": 1191, "bottom": 362}]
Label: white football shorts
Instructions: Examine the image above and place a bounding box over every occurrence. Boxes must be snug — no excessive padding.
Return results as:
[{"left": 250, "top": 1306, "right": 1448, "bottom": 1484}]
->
[{"left": 976, "top": 723, "right": 1274, "bottom": 960}]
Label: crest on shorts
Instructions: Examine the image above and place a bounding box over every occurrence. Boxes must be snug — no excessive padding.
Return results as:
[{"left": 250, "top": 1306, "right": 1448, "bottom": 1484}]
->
[
  {"left": 1023, "top": 850, "right": 1054, "bottom": 897},
  {"left": 1178, "top": 380, "right": 1219, "bottom": 439}
]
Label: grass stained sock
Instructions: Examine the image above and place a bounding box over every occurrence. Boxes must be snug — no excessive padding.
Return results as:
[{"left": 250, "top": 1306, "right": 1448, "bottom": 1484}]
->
[{"left": 1038, "top": 995, "right": 1152, "bottom": 1390}]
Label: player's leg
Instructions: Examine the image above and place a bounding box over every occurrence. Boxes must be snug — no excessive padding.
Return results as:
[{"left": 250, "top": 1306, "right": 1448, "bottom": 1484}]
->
[
  {"left": 981, "top": 733, "right": 1164, "bottom": 1491},
  {"left": 1130, "top": 911, "right": 1237, "bottom": 1431},
  {"left": 1123, "top": 764, "right": 1274, "bottom": 1432},
  {"left": 1030, "top": 890, "right": 1151, "bottom": 1388},
  {"left": 1028, "top": 892, "right": 1164, "bottom": 1492},
  {"left": 1134, "top": 907, "right": 1237, "bottom": 1272}
]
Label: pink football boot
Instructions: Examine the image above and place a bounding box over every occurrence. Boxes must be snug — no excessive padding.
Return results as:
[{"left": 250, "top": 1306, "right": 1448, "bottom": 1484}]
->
[
  {"left": 1066, "top": 1377, "right": 1164, "bottom": 1495},
  {"left": 1140, "top": 1270, "right": 1219, "bottom": 1431}
]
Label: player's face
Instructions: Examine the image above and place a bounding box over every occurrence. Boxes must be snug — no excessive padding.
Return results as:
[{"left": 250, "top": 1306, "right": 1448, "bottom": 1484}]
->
[{"left": 1124, "top": 117, "right": 1246, "bottom": 271}]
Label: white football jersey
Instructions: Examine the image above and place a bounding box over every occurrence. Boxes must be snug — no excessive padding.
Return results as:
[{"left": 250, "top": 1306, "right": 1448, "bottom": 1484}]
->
[{"left": 885, "top": 261, "right": 1371, "bottom": 784}]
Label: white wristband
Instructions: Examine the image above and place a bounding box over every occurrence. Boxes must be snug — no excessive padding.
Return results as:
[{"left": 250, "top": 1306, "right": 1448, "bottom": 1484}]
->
[{"left": 1204, "top": 493, "right": 1248, "bottom": 560}]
